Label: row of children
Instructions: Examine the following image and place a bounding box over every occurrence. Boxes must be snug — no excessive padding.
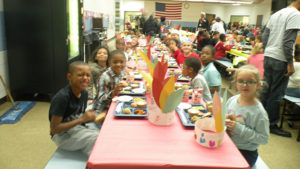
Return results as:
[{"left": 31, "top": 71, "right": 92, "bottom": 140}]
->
[{"left": 48, "top": 33, "right": 271, "bottom": 167}]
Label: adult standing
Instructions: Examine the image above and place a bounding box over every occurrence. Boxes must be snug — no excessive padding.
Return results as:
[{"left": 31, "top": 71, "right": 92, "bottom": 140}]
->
[
  {"left": 197, "top": 12, "right": 209, "bottom": 31},
  {"left": 211, "top": 17, "right": 225, "bottom": 34},
  {"left": 262, "top": 0, "right": 300, "bottom": 137},
  {"left": 143, "top": 15, "right": 159, "bottom": 37},
  {"left": 158, "top": 16, "right": 166, "bottom": 39}
]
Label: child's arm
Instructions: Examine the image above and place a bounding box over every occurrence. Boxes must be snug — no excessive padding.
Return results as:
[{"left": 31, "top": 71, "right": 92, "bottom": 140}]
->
[
  {"left": 226, "top": 112, "right": 269, "bottom": 145},
  {"left": 50, "top": 109, "right": 96, "bottom": 135}
]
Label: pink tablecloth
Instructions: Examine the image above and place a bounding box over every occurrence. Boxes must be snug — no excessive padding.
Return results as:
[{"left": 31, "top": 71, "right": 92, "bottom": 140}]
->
[{"left": 86, "top": 94, "right": 249, "bottom": 169}]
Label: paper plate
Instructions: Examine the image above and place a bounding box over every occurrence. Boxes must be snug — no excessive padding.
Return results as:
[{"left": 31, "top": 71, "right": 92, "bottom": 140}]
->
[
  {"left": 117, "top": 96, "right": 133, "bottom": 102},
  {"left": 178, "top": 103, "right": 191, "bottom": 109},
  {"left": 132, "top": 88, "right": 146, "bottom": 94}
]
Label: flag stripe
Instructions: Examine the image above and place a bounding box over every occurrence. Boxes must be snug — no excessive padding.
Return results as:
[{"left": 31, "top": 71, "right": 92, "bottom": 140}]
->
[{"left": 155, "top": 2, "right": 182, "bottom": 20}]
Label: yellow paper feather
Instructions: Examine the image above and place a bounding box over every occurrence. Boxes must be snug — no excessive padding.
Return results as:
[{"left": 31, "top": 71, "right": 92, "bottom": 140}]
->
[
  {"left": 159, "top": 75, "right": 176, "bottom": 112},
  {"left": 139, "top": 71, "right": 152, "bottom": 86},
  {"left": 138, "top": 50, "right": 154, "bottom": 76},
  {"left": 212, "top": 92, "right": 224, "bottom": 133}
]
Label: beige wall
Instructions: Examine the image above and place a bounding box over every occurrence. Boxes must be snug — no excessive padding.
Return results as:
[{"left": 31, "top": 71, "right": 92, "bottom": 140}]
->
[{"left": 124, "top": 0, "right": 272, "bottom": 25}]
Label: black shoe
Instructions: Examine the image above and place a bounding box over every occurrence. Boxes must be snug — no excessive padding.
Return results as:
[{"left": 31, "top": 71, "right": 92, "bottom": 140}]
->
[{"left": 270, "top": 125, "right": 292, "bottom": 137}]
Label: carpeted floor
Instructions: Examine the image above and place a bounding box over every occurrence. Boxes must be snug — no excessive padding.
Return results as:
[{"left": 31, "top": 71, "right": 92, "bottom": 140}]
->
[{"left": 0, "top": 95, "right": 299, "bottom": 169}]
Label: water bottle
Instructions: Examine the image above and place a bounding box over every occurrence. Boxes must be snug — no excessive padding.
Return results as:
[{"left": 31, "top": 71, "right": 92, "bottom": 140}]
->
[
  {"left": 182, "top": 89, "right": 190, "bottom": 102},
  {"left": 192, "top": 88, "right": 203, "bottom": 104}
]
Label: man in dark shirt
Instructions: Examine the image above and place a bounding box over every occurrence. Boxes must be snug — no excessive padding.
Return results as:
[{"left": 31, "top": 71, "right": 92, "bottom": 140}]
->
[{"left": 197, "top": 12, "right": 209, "bottom": 31}]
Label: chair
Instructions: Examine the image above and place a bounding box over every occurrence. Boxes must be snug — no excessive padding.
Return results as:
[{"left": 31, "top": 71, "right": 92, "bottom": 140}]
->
[
  {"left": 280, "top": 95, "right": 300, "bottom": 141},
  {"left": 280, "top": 95, "right": 300, "bottom": 128},
  {"left": 44, "top": 149, "right": 88, "bottom": 169}
]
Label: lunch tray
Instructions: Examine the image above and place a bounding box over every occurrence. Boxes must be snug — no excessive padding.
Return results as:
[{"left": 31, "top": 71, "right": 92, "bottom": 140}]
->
[
  {"left": 119, "top": 82, "right": 146, "bottom": 96},
  {"left": 176, "top": 104, "right": 209, "bottom": 127},
  {"left": 114, "top": 97, "right": 148, "bottom": 118}
]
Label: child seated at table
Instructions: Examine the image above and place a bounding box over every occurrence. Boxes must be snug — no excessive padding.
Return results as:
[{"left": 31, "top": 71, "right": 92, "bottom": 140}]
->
[
  {"left": 116, "top": 38, "right": 128, "bottom": 61},
  {"left": 211, "top": 31, "right": 220, "bottom": 47},
  {"left": 200, "top": 45, "right": 222, "bottom": 96},
  {"left": 236, "top": 35, "right": 245, "bottom": 45},
  {"left": 214, "top": 34, "right": 234, "bottom": 61},
  {"left": 94, "top": 50, "right": 127, "bottom": 112},
  {"left": 131, "top": 35, "right": 139, "bottom": 53},
  {"left": 87, "top": 46, "right": 110, "bottom": 100},
  {"left": 286, "top": 44, "right": 300, "bottom": 98},
  {"left": 176, "top": 40, "right": 201, "bottom": 66},
  {"left": 225, "top": 65, "right": 269, "bottom": 167},
  {"left": 49, "top": 61, "right": 99, "bottom": 156},
  {"left": 169, "top": 38, "right": 181, "bottom": 59},
  {"left": 182, "top": 57, "right": 212, "bottom": 103}
]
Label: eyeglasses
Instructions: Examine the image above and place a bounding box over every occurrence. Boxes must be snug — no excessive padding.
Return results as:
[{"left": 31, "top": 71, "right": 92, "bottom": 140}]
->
[{"left": 237, "top": 80, "right": 257, "bottom": 86}]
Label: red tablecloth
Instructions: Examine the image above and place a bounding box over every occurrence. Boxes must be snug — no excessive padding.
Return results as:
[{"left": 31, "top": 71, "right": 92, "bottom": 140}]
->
[{"left": 86, "top": 95, "right": 249, "bottom": 169}]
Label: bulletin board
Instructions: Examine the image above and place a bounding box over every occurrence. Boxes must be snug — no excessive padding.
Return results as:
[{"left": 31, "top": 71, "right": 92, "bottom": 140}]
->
[{"left": 84, "top": 0, "right": 115, "bottom": 39}]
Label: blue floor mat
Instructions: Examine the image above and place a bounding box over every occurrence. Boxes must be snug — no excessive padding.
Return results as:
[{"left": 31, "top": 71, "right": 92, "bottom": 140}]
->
[{"left": 0, "top": 101, "right": 36, "bottom": 124}]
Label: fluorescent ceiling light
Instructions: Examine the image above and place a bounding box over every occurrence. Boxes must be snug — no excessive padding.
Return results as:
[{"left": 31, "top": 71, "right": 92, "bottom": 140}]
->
[
  {"left": 232, "top": 3, "right": 241, "bottom": 6},
  {"left": 174, "top": 0, "right": 253, "bottom": 5}
]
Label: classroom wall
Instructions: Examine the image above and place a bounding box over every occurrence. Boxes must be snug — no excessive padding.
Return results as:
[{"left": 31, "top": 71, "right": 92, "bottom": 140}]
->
[
  {"left": 124, "top": 0, "right": 272, "bottom": 25},
  {"left": 84, "top": 0, "right": 116, "bottom": 39},
  {"left": 0, "top": 0, "right": 9, "bottom": 99}
]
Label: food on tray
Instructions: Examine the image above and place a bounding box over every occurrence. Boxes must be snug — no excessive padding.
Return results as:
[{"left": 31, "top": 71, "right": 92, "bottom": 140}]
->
[
  {"left": 179, "top": 77, "right": 189, "bottom": 81},
  {"left": 203, "top": 112, "right": 212, "bottom": 118},
  {"left": 190, "top": 115, "right": 199, "bottom": 123},
  {"left": 119, "top": 81, "right": 128, "bottom": 87},
  {"left": 198, "top": 111, "right": 204, "bottom": 117},
  {"left": 120, "top": 90, "right": 131, "bottom": 94},
  {"left": 169, "top": 69, "right": 175, "bottom": 74},
  {"left": 206, "top": 102, "right": 213, "bottom": 112},
  {"left": 134, "top": 109, "right": 147, "bottom": 115},
  {"left": 182, "top": 85, "right": 190, "bottom": 89},
  {"left": 130, "top": 102, "right": 137, "bottom": 108},
  {"left": 175, "top": 83, "right": 182, "bottom": 89},
  {"left": 136, "top": 101, "right": 146, "bottom": 108},
  {"left": 191, "top": 106, "right": 205, "bottom": 111},
  {"left": 123, "top": 108, "right": 132, "bottom": 114},
  {"left": 130, "top": 84, "right": 139, "bottom": 88},
  {"left": 133, "top": 97, "right": 146, "bottom": 103},
  {"left": 188, "top": 108, "right": 200, "bottom": 117}
]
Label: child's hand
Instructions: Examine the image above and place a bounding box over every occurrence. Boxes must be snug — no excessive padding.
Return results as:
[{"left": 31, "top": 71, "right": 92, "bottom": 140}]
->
[
  {"left": 87, "top": 100, "right": 93, "bottom": 105},
  {"left": 112, "top": 83, "right": 125, "bottom": 96},
  {"left": 81, "top": 109, "right": 96, "bottom": 123},
  {"left": 94, "top": 112, "right": 107, "bottom": 124},
  {"left": 225, "top": 119, "right": 236, "bottom": 131},
  {"left": 226, "top": 67, "right": 236, "bottom": 72}
]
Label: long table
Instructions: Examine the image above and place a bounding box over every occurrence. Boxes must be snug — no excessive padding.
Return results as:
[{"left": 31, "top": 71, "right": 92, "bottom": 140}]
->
[{"left": 86, "top": 94, "right": 250, "bottom": 169}]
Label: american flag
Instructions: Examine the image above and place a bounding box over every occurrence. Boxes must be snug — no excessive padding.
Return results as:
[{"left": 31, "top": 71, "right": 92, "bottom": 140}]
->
[{"left": 155, "top": 2, "right": 182, "bottom": 20}]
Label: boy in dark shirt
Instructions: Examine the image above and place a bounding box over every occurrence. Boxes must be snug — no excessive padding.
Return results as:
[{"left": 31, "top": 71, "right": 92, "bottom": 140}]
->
[{"left": 49, "top": 61, "right": 99, "bottom": 156}]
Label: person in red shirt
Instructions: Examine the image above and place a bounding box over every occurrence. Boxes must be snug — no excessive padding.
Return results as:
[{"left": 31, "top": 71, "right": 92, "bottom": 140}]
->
[
  {"left": 214, "top": 33, "right": 234, "bottom": 61},
  {"left": 169, "top": 38, "right": 181, "bottom": 59},
  {"left": 176, "top": 41, "right": 201, "bottom": 66}
]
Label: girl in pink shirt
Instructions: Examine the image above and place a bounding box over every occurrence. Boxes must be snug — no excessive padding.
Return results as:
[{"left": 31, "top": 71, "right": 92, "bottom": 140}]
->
[{"left": 247, "top": 43, "right": 264, "bottom": 79}]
